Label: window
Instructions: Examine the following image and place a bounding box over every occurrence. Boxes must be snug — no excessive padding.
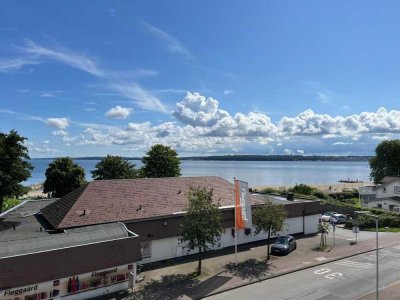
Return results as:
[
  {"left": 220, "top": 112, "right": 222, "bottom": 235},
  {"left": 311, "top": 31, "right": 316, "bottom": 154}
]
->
[
  {"left": 389, "top": 205, "right": 395, "bottom": 211},
  {"left": 383, "top": 187, "right": 386, "bottom": 193},
  {"left": 53, "top": 280, "right": 59, "bottom": 286},
  {"left": 140, "top": 241, "right": 151, "bottom": 258},
  {"left": 377, "top": 204, "right": 382, "bottom": 208},
  {"left": 394, "top": 186, "right": 400, "bottom": 194},
  {"left": 128, "top": 264, "right": 133, "bottom": 270}
]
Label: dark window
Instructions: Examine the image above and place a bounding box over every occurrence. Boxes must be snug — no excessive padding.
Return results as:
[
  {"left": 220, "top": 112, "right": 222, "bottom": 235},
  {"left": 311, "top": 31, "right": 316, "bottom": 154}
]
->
[
  {"left": 53, "top": 280, "right": 59, "bottom": 286},
  {"left": 128, "top": 264, "right": 133, "bottom": 270}
]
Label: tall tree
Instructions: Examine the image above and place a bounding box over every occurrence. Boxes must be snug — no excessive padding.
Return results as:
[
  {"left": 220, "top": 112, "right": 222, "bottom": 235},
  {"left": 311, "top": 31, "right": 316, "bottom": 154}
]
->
[
  {"left": 43, "top": 157, "right": 86, "bottom": 198},
  {"left": 253, "top": 198, "right": 287, "bottom": 260},
  {"left": 181, "top": 187, "right": 223, "bottom": 275},
  {"left": 141, "top": 144, "right": 181, "bottom": 178},
  {"left": 0, "top": 130, "right": 33, "bottom": 211},
  {"left": 370, "top": 140, "right": 400, "bottom": 184},
  {"left": 91, "top": 155, "right": 139, "bottom": 180}
]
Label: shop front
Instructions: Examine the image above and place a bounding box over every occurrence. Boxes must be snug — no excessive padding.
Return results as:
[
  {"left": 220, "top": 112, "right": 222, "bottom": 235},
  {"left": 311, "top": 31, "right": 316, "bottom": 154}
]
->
[{"left": 1, "top": 263, "right": 136, "bottom": 300}]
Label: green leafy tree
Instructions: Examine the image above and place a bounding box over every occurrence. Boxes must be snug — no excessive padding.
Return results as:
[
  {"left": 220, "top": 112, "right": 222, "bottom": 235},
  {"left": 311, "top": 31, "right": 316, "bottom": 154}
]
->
[
  {"left": 141, "top": 144, "right": 181, "bottom": 178},
  {"left": 0, "top": 130, "right": 33, "bottom": 212},
  {"left": 181, "top": 187, "right": 223, "bottom": 275},
  {"left": 91, "top": 155, "right": 139, "bottom": 180},
  {"left": 370, "top": 140, "right": 400, "bottom": 184},
  {"left": 253, "top": 198, "right": 287, "bottom": 260},
  {"left": 43, "top": 157, "right": 86, "bottom": 198}
]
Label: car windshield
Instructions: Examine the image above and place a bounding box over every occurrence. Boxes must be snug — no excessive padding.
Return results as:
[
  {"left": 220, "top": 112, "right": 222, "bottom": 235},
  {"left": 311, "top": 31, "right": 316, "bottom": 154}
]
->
[{"left": 275, "top": 237, "right": 290, "bottom": 244}]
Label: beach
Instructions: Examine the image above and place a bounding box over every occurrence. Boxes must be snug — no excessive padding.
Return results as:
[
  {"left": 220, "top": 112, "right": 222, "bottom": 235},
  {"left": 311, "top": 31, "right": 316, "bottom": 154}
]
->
[{"left": 253, "top": 181, "right": 369, "bottom": 193}]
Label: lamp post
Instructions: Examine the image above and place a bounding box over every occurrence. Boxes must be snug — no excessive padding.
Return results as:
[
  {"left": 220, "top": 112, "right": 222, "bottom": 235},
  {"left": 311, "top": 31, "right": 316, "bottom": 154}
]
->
[{"left": 374, "top": 215, "right": 379, "bottom": 300}]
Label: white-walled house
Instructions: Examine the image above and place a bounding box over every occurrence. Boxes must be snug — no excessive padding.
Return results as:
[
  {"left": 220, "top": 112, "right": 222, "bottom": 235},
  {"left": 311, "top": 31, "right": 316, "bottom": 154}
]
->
[{"left": 359, "top": 177, "right": 400, "bottom": 211}]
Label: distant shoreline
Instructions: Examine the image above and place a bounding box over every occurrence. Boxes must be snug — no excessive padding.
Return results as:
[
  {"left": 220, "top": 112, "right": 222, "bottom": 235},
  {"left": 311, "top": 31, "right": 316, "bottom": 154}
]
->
[{"left": 30, "top": 155, "right": 372, "bottom": 162}]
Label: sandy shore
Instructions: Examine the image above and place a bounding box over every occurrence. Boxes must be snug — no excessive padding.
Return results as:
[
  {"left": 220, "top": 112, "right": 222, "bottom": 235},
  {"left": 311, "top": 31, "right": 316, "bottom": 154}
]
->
[{"left": 252, "top": 182, "right": 370, "bottom": 193}]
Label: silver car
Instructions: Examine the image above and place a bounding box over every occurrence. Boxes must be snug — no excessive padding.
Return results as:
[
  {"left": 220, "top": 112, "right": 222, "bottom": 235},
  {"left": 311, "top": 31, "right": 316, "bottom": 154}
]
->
[{"left": 271, "top": 235, "right": 297, "bottom": 255}]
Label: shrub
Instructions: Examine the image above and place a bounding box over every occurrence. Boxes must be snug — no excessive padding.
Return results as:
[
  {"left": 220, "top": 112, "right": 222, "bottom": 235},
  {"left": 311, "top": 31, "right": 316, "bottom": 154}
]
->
[
  {"left": 312, "top": 190, "right": 330, "bottom": 200},
  {"left": 1, "top": 198, "right": 21, "bottom": 212},
  {"left": 290, "top": 184, "right": 315, "bottom": 195}
]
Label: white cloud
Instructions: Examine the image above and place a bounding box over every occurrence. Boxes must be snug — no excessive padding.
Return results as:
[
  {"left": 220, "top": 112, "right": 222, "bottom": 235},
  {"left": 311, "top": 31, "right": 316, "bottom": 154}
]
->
[
  {"left": 0, "top": 58, "right": 38, "bottom": 72},
  {"left": 105, "top": 106, "right": 132, "bottom": 119},
  {"left": 224, "top": 89, "right": 233, "bottom": 95},
  {"left": 332, "top": 142, "right": 353, "bottom": 145},
  {"left": 141, "top": 21, "right": 192, "bottom": 59},
  {"left": 296, "top": 149, "right": 305, "bottom": 155},
  {"left": 51, "top": 129, "right": 68, "bottom": 136},
  {"left": 20, "top": 39, "right": 104, "bottom": 77},
  {"left": 316, "top": 92, "right": 331, "bottom": 104},
  {"left": 45, "top": 118, "right": 69, "bottom": 129},
  {"left": 15, "top": 39, "right": 167, "bottom": 113},
  {"left": 33, "top": 146, "right": 58, "bottom": 154}
]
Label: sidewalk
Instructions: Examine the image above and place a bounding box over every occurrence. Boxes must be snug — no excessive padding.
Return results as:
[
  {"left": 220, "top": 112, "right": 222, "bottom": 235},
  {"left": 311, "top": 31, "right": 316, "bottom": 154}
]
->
[{"left": 103, "top": 231, "right": 400, "bottom": 300}]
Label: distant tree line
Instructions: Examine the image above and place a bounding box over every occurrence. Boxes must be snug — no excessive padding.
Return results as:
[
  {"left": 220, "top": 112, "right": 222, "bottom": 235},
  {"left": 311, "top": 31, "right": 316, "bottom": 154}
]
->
[{"left": 180, "top": 155, "right": 372, "bottom": 162}]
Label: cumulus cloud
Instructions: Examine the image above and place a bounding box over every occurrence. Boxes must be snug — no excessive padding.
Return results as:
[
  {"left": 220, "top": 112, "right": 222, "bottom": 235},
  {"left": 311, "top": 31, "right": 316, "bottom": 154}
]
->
[
  {"left": 173, "top": 92, "right": 229, "bottom": 126},
  {"left": 105, "top": 106, "right": 132, "bottom": 119},
  {"left": 45, "top": 118, "right": 69, "bottom": 129}
]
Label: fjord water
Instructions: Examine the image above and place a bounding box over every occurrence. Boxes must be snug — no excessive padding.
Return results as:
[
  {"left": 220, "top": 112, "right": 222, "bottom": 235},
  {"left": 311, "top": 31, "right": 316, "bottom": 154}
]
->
[{"left": 27, "top": 159, "right": 370, "bottom": 187}]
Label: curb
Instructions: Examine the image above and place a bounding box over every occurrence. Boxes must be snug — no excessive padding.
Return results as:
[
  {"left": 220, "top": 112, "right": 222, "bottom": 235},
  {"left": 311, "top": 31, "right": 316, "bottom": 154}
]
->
[{"left": 199, "top": 246, "right": 386, "bottom": 299}]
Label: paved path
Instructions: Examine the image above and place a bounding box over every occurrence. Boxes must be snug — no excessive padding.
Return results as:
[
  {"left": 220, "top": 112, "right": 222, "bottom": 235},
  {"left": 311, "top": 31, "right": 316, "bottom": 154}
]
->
[
  {"left": 100, "top": 227, "right": 400, "bottom": 300},
  {"left": 206, "top": 244, "right": 400, "bottom": 300}
]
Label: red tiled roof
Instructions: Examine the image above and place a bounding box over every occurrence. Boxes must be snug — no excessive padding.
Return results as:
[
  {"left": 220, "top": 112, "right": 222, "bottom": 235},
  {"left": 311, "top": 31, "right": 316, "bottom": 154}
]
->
[{"left": 41, "top": 176, "right": 262, "bottom": 229}]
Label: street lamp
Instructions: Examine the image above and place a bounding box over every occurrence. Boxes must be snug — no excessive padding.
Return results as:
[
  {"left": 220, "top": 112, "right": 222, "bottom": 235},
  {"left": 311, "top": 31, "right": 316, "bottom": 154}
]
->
[{"left": 356, "top": 211, "right": 379, "bottom": 300}]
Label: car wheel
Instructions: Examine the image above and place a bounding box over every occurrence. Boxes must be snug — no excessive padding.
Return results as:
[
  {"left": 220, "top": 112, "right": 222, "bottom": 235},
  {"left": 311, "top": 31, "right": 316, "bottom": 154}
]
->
[{"left": 294, "top": 243, "right": 297, "bottom": 250}]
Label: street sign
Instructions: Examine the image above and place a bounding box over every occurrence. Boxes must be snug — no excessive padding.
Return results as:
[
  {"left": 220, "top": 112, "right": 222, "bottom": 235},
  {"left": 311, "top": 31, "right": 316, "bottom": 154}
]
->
[{"left": 352, "top": 226, "right": 359, "bottom": 233}]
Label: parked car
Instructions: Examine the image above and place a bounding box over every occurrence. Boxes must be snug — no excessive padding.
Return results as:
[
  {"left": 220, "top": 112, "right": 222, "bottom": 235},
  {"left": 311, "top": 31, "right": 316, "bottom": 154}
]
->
[
  {"left": 321, "top": 211, "right": 337, "bottom": 222},
  {"left": 271, "top": 235, "right": 297, "bottom": 255},
  {"left": 332, "top": 213, "right": 348, "bottom": 224}
]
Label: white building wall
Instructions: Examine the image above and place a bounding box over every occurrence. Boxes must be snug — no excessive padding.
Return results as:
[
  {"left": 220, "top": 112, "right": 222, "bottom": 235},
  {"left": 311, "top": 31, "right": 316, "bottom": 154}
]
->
[
  {"left": 304, "top": 215, "right": 320, "bottom": 234},
  {"left": 376, "top": 181, "right": 400, "bottom": 198},
  {"left": 140, "top": 214, "right": 320, "bottom": 264},
  {"left": 367, "top": 199, "right": 400, "bottom": 210}
]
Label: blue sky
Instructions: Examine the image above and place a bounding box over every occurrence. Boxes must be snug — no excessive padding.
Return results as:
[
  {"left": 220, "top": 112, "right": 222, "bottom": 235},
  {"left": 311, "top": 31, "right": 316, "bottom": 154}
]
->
[{"left": 1, "top": 1, "right": 400, "bottom": 157}]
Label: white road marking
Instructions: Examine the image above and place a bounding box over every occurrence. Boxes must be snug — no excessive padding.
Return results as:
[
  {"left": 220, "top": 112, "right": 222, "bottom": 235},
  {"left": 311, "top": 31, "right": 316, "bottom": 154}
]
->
[
  {"left": 315, "top": 257, "right": 328, "bottom": 261},
  {"left": 334, "top": 260, "right": 374, "bottom": 268}
]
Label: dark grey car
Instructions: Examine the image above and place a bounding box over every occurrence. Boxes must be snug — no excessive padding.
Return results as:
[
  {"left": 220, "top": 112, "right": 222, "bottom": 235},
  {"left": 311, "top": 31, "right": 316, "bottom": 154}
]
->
[{"left": 271, "top": 235, "right": 297, "bottom": 255}]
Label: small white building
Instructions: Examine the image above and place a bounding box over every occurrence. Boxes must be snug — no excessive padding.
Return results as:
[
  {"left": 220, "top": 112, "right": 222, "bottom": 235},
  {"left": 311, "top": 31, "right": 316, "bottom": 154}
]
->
[{"left": 359, "top": 176, "right": 400, "bottom": 211}]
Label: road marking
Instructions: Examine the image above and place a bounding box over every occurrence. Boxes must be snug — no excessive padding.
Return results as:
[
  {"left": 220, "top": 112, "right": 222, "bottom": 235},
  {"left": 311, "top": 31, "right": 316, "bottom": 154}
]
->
[
  {"left": 315, "top": 257, "right": 327, "bottom": 261},
  {"left": 381, "top": 249, "right": 400, "bottom": 257},
  {"left": 314, "top": 268, "right": 344, "bottom": 280},
  {"left": 334, "top": 260, "right": 374, "bottom": 268}
]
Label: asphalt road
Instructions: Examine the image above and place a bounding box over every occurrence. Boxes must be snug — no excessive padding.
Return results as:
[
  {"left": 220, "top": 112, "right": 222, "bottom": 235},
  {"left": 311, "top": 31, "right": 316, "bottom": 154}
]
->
[{"left": 206, "top": 244, "right": 400, "bottom": 300}]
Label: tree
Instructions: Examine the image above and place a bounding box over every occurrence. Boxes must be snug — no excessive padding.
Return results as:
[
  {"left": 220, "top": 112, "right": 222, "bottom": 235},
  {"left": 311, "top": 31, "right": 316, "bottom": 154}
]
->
[
  {"left": 91, "top": 155, "right": 139, "bottom": 180},
  {"left": 370, "top": 140, "right": 400, "bottom": 184},
  {"left": 253, "top": 198, "right": 287, "bottom": 260},
  {"left": 43, "top": 157, "right": 86, "bottom": 198},
  {"left": 181, "top": 187, "right": 223, "bottom": 275},
  {"left": 318, "top": 222, "right": 330, "bottom": 250},
  {"left": 141, "top": 144, "right": 181, "bottom": 178},
  {"left": 0, "top": 130, "right": 33, "bottom": 211}
]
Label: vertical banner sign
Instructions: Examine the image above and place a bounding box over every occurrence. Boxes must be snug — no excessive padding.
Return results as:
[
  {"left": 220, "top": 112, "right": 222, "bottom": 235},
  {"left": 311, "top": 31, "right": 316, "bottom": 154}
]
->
[{"left": 235, "top": 179, "right": 252, "bottom": 229}]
